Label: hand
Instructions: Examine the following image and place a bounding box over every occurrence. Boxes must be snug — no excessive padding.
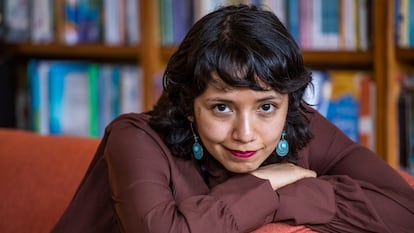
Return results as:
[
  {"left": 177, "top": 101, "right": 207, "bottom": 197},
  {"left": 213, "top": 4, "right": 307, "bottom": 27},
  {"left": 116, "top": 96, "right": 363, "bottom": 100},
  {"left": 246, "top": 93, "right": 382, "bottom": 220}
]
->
[{"left": 250, "top": 163, "right": 316, "bottom": 190}]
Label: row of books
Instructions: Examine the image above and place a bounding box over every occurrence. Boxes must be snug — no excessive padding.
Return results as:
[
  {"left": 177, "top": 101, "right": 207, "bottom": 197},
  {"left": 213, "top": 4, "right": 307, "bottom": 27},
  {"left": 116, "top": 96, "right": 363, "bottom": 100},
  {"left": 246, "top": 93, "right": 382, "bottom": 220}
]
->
[
  {"left": 1, "top": 0, "right": 140, "bottom": 45},
  {"left": 304, "top": 70, "right": 375, "bottom": 150},
  {"left": 395, "top": 0, "right": 414, "bottom": 48},
  {"left": 398, "top": 72, "right": 414, "bottom": 175},
  {"left": 28, "top": 60, "right": 143, "bottom": 137},
  {"left": 159, "top": 0, "right": 371, "bottom": 51}
]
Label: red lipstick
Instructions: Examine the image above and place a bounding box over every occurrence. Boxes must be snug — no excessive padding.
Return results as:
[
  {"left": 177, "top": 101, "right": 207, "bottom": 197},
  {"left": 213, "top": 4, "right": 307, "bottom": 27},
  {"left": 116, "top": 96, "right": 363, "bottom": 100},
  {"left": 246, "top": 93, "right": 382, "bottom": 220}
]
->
[{"left": 229, "top": 150, "right": 256, "bottom": 158}]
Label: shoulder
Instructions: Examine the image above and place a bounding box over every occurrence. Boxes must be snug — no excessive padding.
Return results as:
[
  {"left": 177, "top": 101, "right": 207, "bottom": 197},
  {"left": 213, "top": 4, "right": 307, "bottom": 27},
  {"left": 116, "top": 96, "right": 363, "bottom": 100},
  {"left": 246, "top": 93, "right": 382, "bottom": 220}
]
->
[
  {"left": 300, "top": 106, "right": 358, "bottom": 171},
  {"left": 104, "top": 112, "right": 171, "bottom": 157},
  {"left": 304, "top": 106, "right": 349, "bottom": 140}
]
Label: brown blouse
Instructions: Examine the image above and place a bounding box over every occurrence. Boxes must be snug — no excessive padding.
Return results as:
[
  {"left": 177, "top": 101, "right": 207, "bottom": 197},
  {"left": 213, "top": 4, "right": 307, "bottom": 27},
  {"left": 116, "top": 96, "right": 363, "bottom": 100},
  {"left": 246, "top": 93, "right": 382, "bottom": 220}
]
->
[{"left": 51, "top": 109, "right": 414, "bottom": 233}]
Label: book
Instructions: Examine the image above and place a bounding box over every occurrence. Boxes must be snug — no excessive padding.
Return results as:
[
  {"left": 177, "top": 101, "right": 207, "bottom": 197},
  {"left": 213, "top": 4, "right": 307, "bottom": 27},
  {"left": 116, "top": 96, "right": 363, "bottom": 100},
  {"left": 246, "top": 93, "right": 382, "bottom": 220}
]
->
[
  {"left": 87, "top": 64, "right": 99, "bottom": 137},
  {"left": 30, "top": 0, "right": 54, "bottom": 43},
  {"left": 357, "top": 72, "right": 375, "bottom": 150},
  {"left": 3, "top": 0, "right": 30, "bottom": 42},
  {"left": 299, "top": 0, "right": 314, "bottom": 49},
  {"left": 103, "top": 0, "right": 126, "bottom": 45},
  {"left": 286, "top": 0, "right": 300, "bottom": 43},
  {"left": 357, "top": 0, "right": 370, "bottom": 50},
  {"left": 326, "top": 70, "right": 361, "bottom": 142},
  {"left": 397, "top": 72, "right": 414, "bottom": 174},
  {"left": 77, "top": 0, "right": 101, "bottom": 43},
  {"left": 126, "top": 0, "right": 140, "bottom": 45},
  {"left": 98, "top": 65, "right": 120, "bottom": 136},
  {"left": 339, "top": 0, "right": 357, "bottom": 50},
  {"left": 409, "top": 0, "right": 414, "bottom": 46},
  {"left": 172, "top": 0, "right": 193, "bottom": 44},
  {"left": 119, "top": 65, "right": 142, "bottom": 114},
  {"left": 0, "top": 0, "right": 4, "bottom": 38},
  {"left": 312, "top": 0, "right": 340, "bottom": 50},
  {"left": 398, "top": 73, "right": 414, "bottom": 175},
  {"left": 159, "top": 0, "right": 174, "bottom": 45},
  {"left": 48, "top": 62, "right": 91, "bottom": 136},
  {"left": 27, "top": 60, "right": 51, "bottom": 134}
]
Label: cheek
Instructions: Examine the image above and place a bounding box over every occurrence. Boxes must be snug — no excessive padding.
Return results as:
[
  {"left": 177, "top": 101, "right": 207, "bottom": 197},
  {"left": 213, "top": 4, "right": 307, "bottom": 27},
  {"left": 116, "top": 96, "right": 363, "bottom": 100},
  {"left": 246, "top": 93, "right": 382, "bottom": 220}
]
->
[
  {"left": 261, "top": 113, "right": 287, "bottom": 144},
  {"left": 197, "top": 118, "right": 229, "bottom": 143}
]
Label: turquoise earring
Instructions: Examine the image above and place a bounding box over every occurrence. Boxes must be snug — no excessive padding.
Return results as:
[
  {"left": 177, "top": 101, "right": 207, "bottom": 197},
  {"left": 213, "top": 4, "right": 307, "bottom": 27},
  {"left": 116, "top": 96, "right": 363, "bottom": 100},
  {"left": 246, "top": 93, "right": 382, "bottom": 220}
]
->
[
  {"left": 276, "top": 131, "right": 289, "bottom": 157},
  {"left": 190, "top": 123, "right": 203, "bottom": 160}
]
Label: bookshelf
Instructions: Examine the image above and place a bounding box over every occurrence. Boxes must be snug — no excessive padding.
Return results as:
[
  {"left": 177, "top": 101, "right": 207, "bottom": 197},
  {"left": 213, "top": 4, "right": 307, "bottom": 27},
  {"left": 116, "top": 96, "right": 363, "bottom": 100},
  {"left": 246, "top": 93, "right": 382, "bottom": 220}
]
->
[{"left": 1, "top": 0, "right": 413, "bottom": 167}]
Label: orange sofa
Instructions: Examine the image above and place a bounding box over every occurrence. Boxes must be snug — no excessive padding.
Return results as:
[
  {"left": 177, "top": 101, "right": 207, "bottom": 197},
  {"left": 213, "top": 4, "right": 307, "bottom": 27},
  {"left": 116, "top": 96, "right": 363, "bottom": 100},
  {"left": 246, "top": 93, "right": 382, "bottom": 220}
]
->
[{"left": 0, "top": 128, "right": 413, "bottom": 233}]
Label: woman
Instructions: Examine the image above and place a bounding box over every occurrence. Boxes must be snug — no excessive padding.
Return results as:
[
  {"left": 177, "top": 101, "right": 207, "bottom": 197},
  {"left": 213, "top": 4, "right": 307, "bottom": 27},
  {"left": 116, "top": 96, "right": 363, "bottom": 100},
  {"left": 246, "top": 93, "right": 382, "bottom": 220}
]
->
[{"left": 52, "top": 4, "right": 414, "bottom": 233}]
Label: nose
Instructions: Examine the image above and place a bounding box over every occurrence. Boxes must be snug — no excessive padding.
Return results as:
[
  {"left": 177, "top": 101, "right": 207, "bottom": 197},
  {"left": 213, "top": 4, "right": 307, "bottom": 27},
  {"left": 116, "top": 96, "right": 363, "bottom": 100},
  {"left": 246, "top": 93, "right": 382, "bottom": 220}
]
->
[{"left": 232, "top": 114, "right": 255, "bottom": 143}]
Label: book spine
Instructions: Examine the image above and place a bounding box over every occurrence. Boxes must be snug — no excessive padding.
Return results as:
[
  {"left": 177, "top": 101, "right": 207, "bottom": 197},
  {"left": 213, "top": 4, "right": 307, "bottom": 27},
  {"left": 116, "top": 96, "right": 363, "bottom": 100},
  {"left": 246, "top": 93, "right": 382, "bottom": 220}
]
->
[
  {"left": 299, "top": 0, "right": 313, "bottom": 49},
  {"left": 88, "top": 64, "right": 99, "bottom": 137},
  {"left": 31, "top": 0, "right": 54, "bottom": 43},
  {"left": 286, "top": 0, "right": 300, "bottom": 44}
]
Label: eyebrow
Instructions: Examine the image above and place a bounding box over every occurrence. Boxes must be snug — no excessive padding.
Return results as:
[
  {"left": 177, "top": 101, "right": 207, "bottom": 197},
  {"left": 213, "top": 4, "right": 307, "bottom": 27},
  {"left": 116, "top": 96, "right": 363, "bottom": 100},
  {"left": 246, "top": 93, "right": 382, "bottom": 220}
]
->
[{"left": 206, "top": 94, "right": 284, "bottom": 103}]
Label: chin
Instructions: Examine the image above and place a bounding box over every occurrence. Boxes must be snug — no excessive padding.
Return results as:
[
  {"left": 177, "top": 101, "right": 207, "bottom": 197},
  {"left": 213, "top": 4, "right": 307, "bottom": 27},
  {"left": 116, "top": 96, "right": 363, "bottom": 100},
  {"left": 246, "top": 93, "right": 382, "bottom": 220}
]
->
[{"left": 227, "top": 163, "right": 259, "bottom": 173}]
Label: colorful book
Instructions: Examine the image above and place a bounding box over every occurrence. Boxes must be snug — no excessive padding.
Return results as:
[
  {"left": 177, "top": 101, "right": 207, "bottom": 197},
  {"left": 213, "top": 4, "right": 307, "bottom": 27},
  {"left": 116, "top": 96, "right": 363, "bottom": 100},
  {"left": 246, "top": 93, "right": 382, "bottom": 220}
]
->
[
  {"left": 326, "top": 70, "right": 360, "bottom": 142},
  {"left": 87, "top": 64, "right": 99, "bottom": 137},
  {"left": 312, "top": 0, "right": 340, "bottom": 50},
  {"left": 299, "top": 0, "right": 314, "bottom": 49},
  {"left": 357, "top": 72, "right": 375, "bottom": 150},
  {"left": 27, "top": 60, "right": 51, "bottom": 134},
  {"left": 98, "top": 65, "right": 120, "bottom": 136},
  {"left": 286, "top": 0, "right": 300, "bottom": 43},
  {"left": 77, "top": 0, "right": 101, "bottom": 43},
  {"left": 172, "top": 0, "right": 193, "bottom": 44},
  {"left": 48, "top": 62, "right": 91, "bottom": 136}
]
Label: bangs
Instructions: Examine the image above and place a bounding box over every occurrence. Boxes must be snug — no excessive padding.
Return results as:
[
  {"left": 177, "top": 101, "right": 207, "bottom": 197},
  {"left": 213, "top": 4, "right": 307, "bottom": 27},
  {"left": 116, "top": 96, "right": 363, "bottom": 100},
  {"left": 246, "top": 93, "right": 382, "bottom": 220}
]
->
[{"left": 194, "top": 40, "right": 293, "bottom": 93}]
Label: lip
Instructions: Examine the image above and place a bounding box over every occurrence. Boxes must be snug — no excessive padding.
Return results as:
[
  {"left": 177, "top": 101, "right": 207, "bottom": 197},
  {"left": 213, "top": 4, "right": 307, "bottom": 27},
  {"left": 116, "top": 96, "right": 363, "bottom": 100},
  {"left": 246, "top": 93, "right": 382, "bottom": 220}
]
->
[{"left": 228, "top": 149, "right": 257, "bottom": 158}]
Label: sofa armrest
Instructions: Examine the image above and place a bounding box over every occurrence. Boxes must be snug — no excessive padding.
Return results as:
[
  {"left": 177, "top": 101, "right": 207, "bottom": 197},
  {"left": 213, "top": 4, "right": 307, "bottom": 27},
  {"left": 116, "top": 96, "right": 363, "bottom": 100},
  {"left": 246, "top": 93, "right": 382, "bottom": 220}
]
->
[{"left": 0, "top": 129, "right": 99, "bottom": 233}]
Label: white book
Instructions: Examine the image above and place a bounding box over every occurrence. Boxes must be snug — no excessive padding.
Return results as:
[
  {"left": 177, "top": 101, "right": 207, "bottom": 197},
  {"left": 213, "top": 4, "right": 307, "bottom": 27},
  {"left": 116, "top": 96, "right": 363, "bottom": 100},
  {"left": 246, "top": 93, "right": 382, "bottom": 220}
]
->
[
  {"left": 4, "top": 0, "right": 30, "bottom": 42},
  {"left": 357, "top": 0, "right": 370, "bottom": 50},
  {"left": 104, "top": 0, "right": 125, "bottom": 45},
  {"left": 31, "top": 0, "right": 53, "bottom": 43},
  {"left": 126, "top": 0, "right": 140, "bottom": 45},
  {"left": 340, "top": 0, "right": 356, "bottom": 50},
  {"left": 120, "top": 66, "right": 142, "bottom": 114}
]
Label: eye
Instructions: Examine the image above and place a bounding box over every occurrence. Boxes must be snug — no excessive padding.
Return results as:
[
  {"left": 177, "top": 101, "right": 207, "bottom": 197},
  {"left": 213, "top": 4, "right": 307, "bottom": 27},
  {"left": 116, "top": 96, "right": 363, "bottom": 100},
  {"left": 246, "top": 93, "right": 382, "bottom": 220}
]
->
[
  {"left": 259, "top": 103, "right": 275, "bottom": 113},
  {"left": 213, "top": 104, "right": 231, "bottom": 113}
]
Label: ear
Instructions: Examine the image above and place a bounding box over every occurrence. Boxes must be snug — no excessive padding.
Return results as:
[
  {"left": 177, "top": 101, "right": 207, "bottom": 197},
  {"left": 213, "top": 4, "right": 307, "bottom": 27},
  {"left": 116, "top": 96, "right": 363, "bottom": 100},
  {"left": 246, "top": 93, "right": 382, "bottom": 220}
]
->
[{"left": 187, "top": 116, "right": 194, "bottom": 122}]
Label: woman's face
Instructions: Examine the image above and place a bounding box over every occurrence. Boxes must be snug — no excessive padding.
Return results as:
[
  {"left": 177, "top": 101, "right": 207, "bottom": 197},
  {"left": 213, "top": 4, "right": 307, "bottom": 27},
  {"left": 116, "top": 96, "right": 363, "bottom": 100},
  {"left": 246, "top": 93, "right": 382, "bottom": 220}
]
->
[{"left": 191, "top": 75, "right": 288, "bottom": 173}]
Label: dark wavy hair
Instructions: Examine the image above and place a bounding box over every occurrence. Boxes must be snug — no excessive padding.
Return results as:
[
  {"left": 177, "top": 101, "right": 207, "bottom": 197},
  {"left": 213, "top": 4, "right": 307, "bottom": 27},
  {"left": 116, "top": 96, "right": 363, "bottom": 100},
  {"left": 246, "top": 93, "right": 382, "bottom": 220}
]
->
[{"left": 149, "top": 4, "right": 313, "bottom": 164}]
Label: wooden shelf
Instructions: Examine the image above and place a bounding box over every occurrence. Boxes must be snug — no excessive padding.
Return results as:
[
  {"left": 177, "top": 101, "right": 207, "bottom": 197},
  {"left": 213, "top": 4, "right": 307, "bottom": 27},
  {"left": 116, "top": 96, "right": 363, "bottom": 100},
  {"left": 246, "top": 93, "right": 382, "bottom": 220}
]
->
[
  {"left": 3, "top": 43, "right": 141, "bottom": 61},
  {"left": 302, "top": 50, "right": 373, "bottom": 68},
  {"left": 161, "top": 46, "right": 373, "bottom": 69},
  {"left": 396, "top": 48, "right": 414, "bottom": 62}
]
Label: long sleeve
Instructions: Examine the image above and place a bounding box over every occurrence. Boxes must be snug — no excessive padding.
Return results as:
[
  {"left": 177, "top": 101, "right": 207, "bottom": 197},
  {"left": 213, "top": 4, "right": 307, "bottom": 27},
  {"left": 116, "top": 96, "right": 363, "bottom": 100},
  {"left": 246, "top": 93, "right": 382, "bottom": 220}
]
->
[
  {"left": 273, "top": 110, "right": 414, "bottom": 232},
  {"left": 104, "top": 114, "right": 278, "bottom": 233}
]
